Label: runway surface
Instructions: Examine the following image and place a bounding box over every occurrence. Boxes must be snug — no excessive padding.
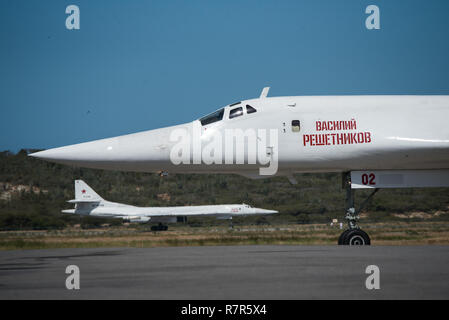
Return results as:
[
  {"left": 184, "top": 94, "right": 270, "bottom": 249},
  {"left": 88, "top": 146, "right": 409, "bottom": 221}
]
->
[{"left": 0, "top": 245, "right": 448, "bottom": 299}]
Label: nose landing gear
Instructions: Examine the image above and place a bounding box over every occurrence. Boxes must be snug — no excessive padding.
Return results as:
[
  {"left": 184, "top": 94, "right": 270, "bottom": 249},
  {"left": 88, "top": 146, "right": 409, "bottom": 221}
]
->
[
  {"left": 338, "top": 228, "right": 371, "bottom": 245},
  {"left": 338, "top": 173, "right": 379, "bottom": 246}
]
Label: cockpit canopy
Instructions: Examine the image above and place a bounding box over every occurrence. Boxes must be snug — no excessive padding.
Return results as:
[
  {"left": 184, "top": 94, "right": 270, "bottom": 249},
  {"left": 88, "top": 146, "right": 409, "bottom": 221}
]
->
[
  {"left": 199, "top": 108, "right": 224, "bottom": 126},
  {"left": 199, "top": 103, "right": 258, "bottom": 126}
]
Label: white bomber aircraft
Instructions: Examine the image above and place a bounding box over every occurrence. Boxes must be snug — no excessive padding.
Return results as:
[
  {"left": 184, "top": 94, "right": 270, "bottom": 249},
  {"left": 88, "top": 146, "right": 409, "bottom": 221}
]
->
[
  {"left": 63, "top": 180, "right": 277, "bottom": 230},
  {"left": 31, "top": 88, "right": 449, "bottom": 244}
]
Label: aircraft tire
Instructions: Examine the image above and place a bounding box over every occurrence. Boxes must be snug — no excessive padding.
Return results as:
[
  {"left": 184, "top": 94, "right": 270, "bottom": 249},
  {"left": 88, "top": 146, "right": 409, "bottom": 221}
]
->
[
  {"left": 342, "top": 229, "right": 371, "bottom": 246},
  {"left": 338, "top": 229, "right": 352, "bottom": 245}
]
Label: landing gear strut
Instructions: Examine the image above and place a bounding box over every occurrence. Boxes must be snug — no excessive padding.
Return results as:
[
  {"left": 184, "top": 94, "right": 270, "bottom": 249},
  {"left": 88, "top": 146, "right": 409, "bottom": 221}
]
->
[{"left": 338, "top": 173, "right": 379, "bottom": 245}]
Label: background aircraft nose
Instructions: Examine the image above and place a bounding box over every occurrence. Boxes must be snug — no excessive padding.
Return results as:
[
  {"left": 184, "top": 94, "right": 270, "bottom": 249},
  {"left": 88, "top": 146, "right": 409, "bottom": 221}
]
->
[{"left": 254, "top": 208, "right": 278, "bottom": 215}]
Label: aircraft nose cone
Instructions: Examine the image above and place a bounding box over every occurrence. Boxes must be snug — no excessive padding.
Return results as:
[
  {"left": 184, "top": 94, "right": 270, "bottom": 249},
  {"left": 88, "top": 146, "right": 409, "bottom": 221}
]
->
[
  {"left": 29, "top": 124, "right": 189, "bottom": 171},
  {"left": 254, "top": 208, "right": 278, "bottom": 215},
  {"left": 30, "top": 148, "right": 78, "bottom": 161},
  {"left": 29, "top": 135, "right": 127, "bottom": 163}
]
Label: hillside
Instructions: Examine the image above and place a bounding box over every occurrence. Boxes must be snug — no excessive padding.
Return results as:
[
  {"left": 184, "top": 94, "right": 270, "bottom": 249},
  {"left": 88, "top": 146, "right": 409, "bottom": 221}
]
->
[{"left": 0, "top": 149, "right": 449, "bottom": 230}]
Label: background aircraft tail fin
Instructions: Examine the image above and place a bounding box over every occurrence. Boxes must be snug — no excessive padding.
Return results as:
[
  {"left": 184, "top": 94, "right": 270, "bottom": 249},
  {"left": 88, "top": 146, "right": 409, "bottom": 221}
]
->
[{"left": 74, "top": 180, "right": 103, "bottom": 201}]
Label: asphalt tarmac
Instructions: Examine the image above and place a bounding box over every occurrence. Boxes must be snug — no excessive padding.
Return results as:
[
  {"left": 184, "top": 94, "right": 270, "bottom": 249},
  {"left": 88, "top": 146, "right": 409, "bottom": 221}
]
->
[{"left": 0, "top": 245, "right": 448, "bottom": 299}]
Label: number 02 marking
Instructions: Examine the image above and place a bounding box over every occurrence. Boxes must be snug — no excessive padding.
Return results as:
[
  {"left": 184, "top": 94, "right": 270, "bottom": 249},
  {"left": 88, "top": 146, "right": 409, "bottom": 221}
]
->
[{"left": 361, "top": 173, "right": 376, "bottom": 185}]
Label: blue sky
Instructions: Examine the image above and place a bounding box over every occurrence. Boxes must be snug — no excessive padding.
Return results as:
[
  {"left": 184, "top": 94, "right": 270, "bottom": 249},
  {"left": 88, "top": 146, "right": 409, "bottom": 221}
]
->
[{"left": 1, "top": 0, "right": 449, "bottom": 152}]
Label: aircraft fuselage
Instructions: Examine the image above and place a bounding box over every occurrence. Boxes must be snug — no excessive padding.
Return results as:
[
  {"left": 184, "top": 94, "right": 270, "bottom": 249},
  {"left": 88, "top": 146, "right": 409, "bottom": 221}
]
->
[{"left": 31, "top": 94, "right": 449, "bottom": 178}]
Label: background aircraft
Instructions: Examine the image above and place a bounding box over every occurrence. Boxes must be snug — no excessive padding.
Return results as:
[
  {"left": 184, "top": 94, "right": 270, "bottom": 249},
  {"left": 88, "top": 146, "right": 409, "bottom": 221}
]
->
[
  {"left": 62, "top": 180, "right": 277, "bottom": 230},
  {"left": 33, "top": 88, "right": 449, "bottom": 244}
]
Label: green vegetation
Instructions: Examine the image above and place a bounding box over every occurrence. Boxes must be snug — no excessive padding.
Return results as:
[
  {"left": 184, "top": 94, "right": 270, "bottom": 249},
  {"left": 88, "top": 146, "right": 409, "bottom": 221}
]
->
[{"left": 1, "top": 149, "right": 449, "bottom": 232}]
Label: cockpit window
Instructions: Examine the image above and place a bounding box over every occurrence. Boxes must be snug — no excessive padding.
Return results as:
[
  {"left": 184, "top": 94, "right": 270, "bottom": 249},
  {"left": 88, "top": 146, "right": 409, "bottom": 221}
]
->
[
  {"left": 246, "top": 105, "right": 257, "bottom": 114},
  {"left": 292, "top": 120, "right": 300, "bottom": 132},
  {"left": 200, "top": 108, "right": 224, "bottom": 126},
  {"left": 229, "top": 107, "right": 243, "bottom": 119}
]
